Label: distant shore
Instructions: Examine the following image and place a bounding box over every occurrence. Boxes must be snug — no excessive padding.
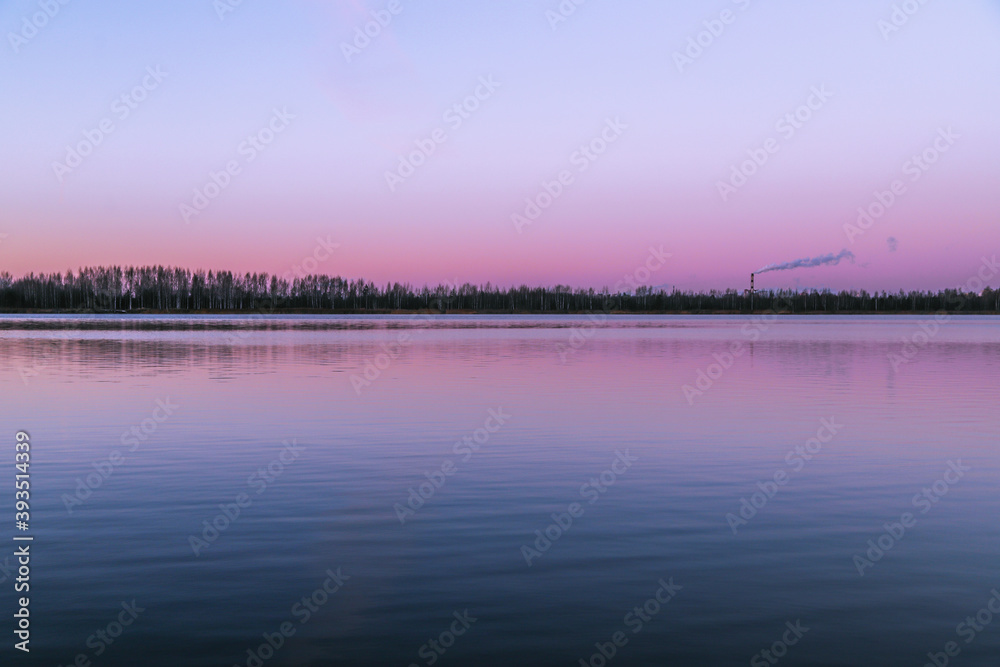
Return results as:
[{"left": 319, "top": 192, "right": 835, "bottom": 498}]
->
[
  {"left": 1, "top": 308, "right": 997, "bottom": 316},
  {"left": 4, "top": 264, "right": 997, "bottom": 314}
]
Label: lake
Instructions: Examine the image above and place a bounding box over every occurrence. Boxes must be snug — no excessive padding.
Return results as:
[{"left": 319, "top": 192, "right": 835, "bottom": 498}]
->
[{"left": 1, "top": 315, "right": 998, "bottom": 666}]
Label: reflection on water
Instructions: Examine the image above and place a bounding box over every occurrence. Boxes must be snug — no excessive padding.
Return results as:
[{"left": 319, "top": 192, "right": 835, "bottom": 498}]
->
[{"left": 0, "top": 316, "right": 997, "bottom": 666}]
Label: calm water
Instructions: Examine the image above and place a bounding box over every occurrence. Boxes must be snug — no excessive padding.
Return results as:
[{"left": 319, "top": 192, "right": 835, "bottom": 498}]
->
[{"left": 1, "top": 315, "right": 998, "bottom": 666}]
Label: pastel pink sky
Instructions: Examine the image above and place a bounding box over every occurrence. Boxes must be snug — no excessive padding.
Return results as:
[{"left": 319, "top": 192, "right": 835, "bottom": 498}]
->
[{"left": 2, "top": 0, "right": 1000, "bottom": 292}]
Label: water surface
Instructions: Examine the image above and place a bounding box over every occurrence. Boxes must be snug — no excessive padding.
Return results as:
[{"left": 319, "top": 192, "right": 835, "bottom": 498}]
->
[{"left": 1, "top": 315, "right": 997, "bottom": 666}]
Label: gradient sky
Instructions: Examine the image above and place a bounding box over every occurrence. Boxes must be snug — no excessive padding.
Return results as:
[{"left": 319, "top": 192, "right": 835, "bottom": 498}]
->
[{"left": 2, "top": 0, "right": 999, "bottom": 292}]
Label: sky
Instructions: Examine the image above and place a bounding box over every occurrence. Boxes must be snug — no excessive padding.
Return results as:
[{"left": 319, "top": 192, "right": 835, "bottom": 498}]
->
[{"left": 1, "top": 0, "right": 999, "bottom": 293}]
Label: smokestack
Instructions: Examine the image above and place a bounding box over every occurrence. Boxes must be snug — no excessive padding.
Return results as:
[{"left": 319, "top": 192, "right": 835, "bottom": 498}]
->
[{"left": 750, "top": 273, "right": 755, "bottom": 292}]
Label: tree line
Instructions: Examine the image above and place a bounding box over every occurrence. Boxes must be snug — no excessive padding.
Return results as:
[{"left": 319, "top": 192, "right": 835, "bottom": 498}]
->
[{"left": 0, "top": 265, "right": 997, "bottom": 313}]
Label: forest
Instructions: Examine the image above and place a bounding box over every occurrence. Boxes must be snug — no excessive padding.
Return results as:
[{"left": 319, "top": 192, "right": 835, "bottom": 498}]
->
[{"left": 0, "top": 265, "right": 997, "bottom": 314}]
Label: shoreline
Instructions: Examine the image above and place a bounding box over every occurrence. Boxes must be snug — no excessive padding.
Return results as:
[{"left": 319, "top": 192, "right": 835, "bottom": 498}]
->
[{"left": 1, "top": 309, "right": 997, "bottom": 316}]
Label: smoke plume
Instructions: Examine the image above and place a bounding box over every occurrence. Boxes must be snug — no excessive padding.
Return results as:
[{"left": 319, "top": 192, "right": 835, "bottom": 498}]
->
[{"left": 756, "top": 249, "right": 855, "bottom": 274}]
